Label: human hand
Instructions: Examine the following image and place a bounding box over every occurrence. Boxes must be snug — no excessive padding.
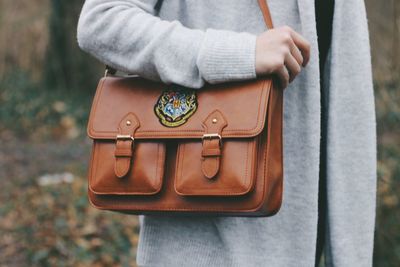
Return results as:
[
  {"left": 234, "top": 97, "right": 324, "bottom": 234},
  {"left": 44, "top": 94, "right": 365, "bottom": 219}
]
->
[{"left": 255, "top": 26, "right": 311, "bottom": 89}]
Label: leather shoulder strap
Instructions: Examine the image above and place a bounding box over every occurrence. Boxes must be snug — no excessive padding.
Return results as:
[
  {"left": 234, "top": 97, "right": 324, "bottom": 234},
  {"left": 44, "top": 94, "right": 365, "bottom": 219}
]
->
[{"left": 257, "top": 0, "right": 274, "bottom": 29}]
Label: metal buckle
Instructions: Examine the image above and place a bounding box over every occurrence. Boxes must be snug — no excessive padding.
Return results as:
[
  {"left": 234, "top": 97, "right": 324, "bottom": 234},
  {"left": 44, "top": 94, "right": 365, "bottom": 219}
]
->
[
  {"left": 104, "top": 65, "right": 118, "bottom": 77},
  {"left": 116, "top": 134, "right": 135, "bottom": 141},
  {"left": 202, "top": 133, "right": 222, "bottom": 147}
]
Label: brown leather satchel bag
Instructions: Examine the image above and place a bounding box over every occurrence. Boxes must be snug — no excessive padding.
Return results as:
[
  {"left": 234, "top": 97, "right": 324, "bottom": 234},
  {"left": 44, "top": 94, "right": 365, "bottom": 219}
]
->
[{"left": 86, "top": 0, "right": 283, "bottom": 217}]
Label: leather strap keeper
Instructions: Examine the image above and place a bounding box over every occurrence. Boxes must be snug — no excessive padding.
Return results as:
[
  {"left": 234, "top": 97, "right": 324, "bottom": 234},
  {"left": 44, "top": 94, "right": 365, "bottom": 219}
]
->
[
  {"left": 201, "top": 110, "right": 227, "bottom": 179},
  {"left": 114, "top": 113, "right": 139, "bottom": 178}
]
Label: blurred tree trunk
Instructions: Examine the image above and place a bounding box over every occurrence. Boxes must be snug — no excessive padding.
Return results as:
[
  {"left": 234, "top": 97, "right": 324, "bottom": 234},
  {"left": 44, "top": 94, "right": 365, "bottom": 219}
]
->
[
  {"left": 394, "top": 0, "right": 400, "bottom": 81},
  {"left": 44, "top": 0, "right": 101, "bottom": 92}
]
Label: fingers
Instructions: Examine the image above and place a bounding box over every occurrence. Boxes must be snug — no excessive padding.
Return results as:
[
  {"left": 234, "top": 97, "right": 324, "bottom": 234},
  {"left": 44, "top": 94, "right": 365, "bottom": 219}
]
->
[
  {"left": 289, "top": 40, "right": 304, "bottom": 66},
  {"left": 275, "top": 65, "right": 290, "bottom": 89},
  {"left": 255, "top": 25, "right": 311, "bottom": 87},
  {"left": 285, "top": 53, "right": 301, "bottom": 83},
  {"left": 289, "top": 29, "right": 311, "bottom": 67},
  {"left": 279, "top": 27, "right": 310, "bottom": 88}
]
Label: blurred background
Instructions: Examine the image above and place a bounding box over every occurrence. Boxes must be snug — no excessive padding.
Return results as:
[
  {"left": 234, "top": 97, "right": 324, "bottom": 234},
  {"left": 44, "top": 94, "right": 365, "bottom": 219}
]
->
[{"left": 0, "top": 0, "right": 398, "bottom": 266}]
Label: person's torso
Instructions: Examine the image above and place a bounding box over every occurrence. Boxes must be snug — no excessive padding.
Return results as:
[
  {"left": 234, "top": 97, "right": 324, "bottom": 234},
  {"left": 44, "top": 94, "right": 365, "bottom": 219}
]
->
[{"left": 157, "top": 0, "right": 302, "bottom": 34}]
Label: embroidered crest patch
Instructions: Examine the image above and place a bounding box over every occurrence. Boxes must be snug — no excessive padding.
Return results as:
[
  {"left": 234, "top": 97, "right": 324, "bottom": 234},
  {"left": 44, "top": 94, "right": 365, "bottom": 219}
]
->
[{"left": 154, "top": 88, "right": 198, "bottom": 127}]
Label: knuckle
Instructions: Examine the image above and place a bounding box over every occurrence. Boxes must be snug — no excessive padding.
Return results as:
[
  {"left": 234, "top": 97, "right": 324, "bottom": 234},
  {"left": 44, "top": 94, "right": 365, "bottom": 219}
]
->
[
  {"left": 295, "top": 64, "right": 301, "bottom": 73},
  {"left": 285, "top": 72, "right": 290, "bottom": 81},
  {"left": 282, "top": 25, "right": 292, "bottom": 32},
  {"left": 281, "top": 33, "right": 291, "bottom": 43},
  {"left": 273, "top": 62, "right": 284, "bottom": 72},
  {"left": 278, "top": 58, "right": 286, "bottom": 67},
  {"left": 298, "top": 55, "right": 304, "bottom": 64},
  {"left": 280, "top": 47, "right": 290, "bottom": 56}
]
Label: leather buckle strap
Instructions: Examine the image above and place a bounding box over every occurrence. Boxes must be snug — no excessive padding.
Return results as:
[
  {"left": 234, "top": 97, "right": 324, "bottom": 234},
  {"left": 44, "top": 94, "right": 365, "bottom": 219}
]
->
[
  {"left": 114, "top": 113, "right": 140, "bottom": 178},
  {"left": 202, "top": 133, "right": 222, "bottom": 148},
  {"left": 201, "top": 134, "right": 222, "bottom": 157},
  {"left": 201, "top": 110, "right": 227, "bottom": 179},
  {"left": 257, "top": 0, "right": 274, "bottom": 29}
]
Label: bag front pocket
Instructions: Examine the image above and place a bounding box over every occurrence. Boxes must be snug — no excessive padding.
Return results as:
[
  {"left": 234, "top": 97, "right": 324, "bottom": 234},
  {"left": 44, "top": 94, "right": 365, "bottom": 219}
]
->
[
  {"left": 174, "top": 138, "right": 258, "bottom": 196},
  {"left": 89, "top": 140, "right": 165, "bottom": 195}
]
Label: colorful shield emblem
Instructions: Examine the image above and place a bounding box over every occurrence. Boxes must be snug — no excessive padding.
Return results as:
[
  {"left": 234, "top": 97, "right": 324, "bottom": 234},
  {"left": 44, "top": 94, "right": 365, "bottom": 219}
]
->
[{"left": 154, "top": 89, "right": 198, "bottom": 127}]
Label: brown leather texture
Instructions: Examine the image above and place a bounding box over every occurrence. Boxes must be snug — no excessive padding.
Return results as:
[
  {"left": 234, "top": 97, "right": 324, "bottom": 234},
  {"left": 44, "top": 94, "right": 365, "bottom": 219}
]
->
[
  {"left": 86, "top": 76, "right": 283, "bottom": 216},
  {"left": 86, "top": 0, "right": 283, "bottom": 217},
  {"left": 88, "top": 78, "right": 270, "bottom": 140}
]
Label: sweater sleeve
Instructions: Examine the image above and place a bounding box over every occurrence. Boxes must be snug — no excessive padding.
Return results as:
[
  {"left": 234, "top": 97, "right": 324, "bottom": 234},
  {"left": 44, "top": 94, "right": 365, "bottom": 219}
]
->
[{"left": 77, "top": 0, "right": 257, "bottom": 88}]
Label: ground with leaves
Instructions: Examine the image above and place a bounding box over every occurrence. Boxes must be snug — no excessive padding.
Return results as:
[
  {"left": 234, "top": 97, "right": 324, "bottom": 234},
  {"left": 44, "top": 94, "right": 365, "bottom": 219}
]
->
[{"left": 0, "top": 133, "right": 139, "bottom": 267}]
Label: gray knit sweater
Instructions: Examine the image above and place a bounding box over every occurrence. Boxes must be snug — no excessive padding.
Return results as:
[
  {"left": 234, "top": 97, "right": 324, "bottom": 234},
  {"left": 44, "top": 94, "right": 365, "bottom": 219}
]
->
[{"left": 77, "top": 0, "right": 377, "bottom": 266}]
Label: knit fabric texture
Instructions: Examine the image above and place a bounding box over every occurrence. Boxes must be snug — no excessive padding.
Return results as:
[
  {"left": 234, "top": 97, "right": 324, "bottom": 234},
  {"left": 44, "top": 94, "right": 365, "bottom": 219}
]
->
[{"left": 77, "top": 0, "right": 377, "bottom": 266}]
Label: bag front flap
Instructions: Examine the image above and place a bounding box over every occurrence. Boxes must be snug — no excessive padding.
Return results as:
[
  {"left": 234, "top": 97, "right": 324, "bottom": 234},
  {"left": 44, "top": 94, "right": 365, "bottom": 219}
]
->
[{"left": 87, "top": 77, "right": 272, "bottom": 140}]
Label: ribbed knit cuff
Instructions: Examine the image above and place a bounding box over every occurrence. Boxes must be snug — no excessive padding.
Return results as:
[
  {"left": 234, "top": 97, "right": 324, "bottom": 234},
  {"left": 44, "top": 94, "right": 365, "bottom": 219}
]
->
[{"left": 196, "top": 29, "right": 257, "bottom": 84}]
